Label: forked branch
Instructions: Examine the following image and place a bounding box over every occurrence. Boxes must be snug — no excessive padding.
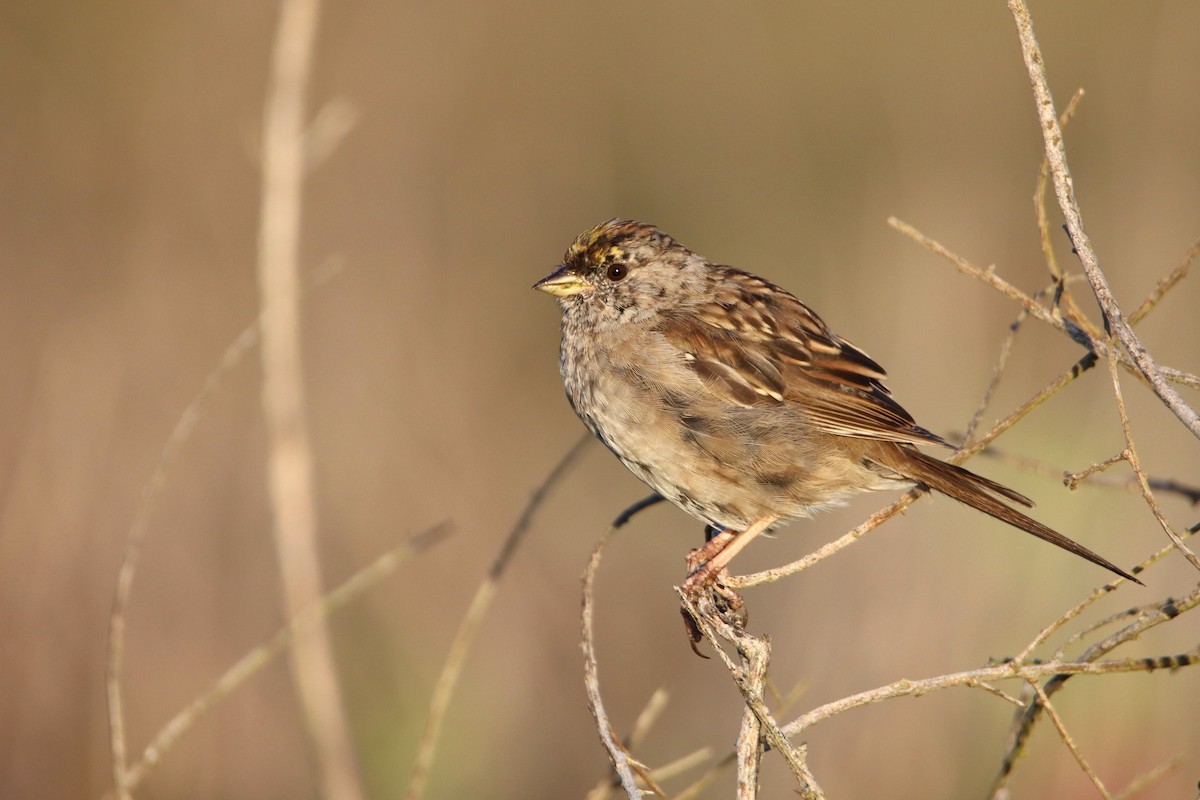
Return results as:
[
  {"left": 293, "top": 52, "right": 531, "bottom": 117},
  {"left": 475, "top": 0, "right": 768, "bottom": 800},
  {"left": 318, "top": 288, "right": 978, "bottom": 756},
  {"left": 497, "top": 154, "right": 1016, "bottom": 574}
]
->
[{"left": 1009, "top": 0, "right": 1200, "bottom": 439}]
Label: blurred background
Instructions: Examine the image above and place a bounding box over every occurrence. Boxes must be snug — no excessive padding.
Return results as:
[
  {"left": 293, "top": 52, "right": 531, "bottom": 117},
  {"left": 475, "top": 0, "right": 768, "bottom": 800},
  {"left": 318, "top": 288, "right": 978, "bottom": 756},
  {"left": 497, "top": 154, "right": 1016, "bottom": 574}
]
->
[{"left": 3, "top": 1, "right": 1198, "bottom": 797}]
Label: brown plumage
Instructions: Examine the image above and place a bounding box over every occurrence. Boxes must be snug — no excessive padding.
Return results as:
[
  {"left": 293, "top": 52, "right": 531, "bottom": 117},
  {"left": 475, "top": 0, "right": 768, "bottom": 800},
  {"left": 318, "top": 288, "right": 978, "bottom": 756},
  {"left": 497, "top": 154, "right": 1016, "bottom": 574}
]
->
[{"left": 534, "top": 219, "right": 1137, "bottom": 586}]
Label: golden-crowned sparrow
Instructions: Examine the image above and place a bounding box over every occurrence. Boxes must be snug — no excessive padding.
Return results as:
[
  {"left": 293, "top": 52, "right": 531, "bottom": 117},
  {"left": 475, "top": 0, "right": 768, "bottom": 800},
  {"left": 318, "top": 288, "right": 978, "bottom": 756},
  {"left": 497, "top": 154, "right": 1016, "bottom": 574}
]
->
[{"left": 534, "top": 219, "right": 1136, "bottom": 597}]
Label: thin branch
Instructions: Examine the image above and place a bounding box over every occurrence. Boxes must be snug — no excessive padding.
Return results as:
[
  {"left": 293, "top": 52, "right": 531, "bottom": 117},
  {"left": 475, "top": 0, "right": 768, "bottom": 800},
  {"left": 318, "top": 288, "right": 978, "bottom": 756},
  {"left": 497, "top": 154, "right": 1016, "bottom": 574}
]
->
[
  {"left": 1111, "top": 755, "right": 1182, "bottom": 800},
  {"left": 727, "top": 491, "right": 918, "bottom": 588},
  {"left": 990, "top": 583, "right": 1200, "bottom": 796},
  {"left": 645, "top": 748, "right": 715, "bottom": 787},
  {"left": 627, "top": 689, "right": 670, "bottom": 752},
  {"left": 670, "top": 672, "right": 810, "bottom": 798},
  {"left": 1015, "top": 585, "right": 1125, "bottom": 666},
  {"left": 888, "top": 218, "right": 1200, "bottom": 391},
  {"left": 585, "top": 689, "right": 697, "bottom": 800},
  {"left": 110, "top": 524, "right": 450, "bottom": 798},
  {"left": 1034, "top": 88, "right": 1101, "bottom": 342},
  {"left": 581, "top": 525, "right": 643, "bottom": 800},
  {"left": 1009, "top": 0, "right": 1200, "bottom": 439},
  {"left": 735, "top": 699, "right": 763, "bottom": 800},
  {"left": 783, "top": 646, "right": 1200, "bottom": 739},
  {"left": 674, "top": 754, "right": 738, "bottom": 800},
  {"left": 968, "top": 442, "right": 1200, "bottom": 505},
  {"left": 681, "top": 593, "right": 823, "bottom": 800},
  {"left": 105, "top": 327, "right": 260, "bottom": 799},
  {"left": 890, "top": 217, "right": 1064, "bottom": 329},
  {"left": 1128, "top": 235, "right": 1200, "bottom": 326},
  {"left": 962, "top": 300, "right": 1030, "bottom": 445},
  {"left": 405, "top": 434, "right": 591, "bottom": 800},
  {"left": 1029, "top": 681, "right": 1111, "bottom": 798},
  {"left": 1103, "top": 346, "right": 1200, "bottom": 570},
  {"left": 969, "top": 681, "right": 1025, "bottom": 708},
  {"left": 105, "top": 262, "right": 342, "bottom": 800},
  {"left": 1065, "top": 452, "right": 1135, "bottom": 487},
  {"left": 256, "top": 1, "right": 364, "bottom": 797},
  {"left": 1052, "top": 605, "right": 1153, "bottom": 662}
]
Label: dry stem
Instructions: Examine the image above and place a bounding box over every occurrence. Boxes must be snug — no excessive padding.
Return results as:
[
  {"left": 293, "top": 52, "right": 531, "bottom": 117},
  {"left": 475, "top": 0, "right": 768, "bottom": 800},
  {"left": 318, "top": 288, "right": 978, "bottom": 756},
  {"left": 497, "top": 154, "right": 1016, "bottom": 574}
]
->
[
  {"left": 971, "top": 444, "right": 1200, "bottom": 505},
  {"left": 105, "top": 258, "right": 341, "bottom": 799},
  {"left": 1034, "top": 88, "right": 1101, "bottom": 342},
  {"left": 105, "top": 327, "right": 261, "bottom": 799},
  {"left": 108, "top": 524, "right": 449, "bottom": 798},
  {"left": 1029, "top": 681, "right": 1111, "bottom": 798},
  {"left": 1103, "top": 346, "right": 1200, "bottom": 570},
  {"left": 405, "top": 434, "right": 591, "bottom": 800},
  {"left": 784, "top": 644, "right": 1199, "bottom": 740},
  {"left": 989, "top": 583, "right": 1200, "bottom": 797},
  {"left": 1009, "top": 0, "right": 1200, "bottom": 439},
  {"left": 888, "top": 218, "right": 1200, "bottom": 391},
  {"left": 255, "top": 1, "right": 366, "bottom": 797},
  {"left": 581, "top": 525, "right": 643, "bottom": 800},
  {"left": 680, "top": 593, "right": 823, "bottom": 800}
]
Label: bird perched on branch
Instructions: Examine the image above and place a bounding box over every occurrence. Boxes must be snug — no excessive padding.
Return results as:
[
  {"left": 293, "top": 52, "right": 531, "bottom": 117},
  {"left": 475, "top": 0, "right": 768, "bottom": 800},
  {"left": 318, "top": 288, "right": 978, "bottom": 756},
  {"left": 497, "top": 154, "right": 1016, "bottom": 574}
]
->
[{"left": 534, "top": 219, "right": 1137, "bottom": 637}]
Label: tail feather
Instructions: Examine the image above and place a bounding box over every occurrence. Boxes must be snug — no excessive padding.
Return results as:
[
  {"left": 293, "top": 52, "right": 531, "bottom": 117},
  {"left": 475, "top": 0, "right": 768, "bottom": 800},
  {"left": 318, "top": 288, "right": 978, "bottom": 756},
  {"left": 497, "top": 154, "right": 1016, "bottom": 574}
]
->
[{"left": 897, "top": 449, "right": 1140, "bottom": 585}]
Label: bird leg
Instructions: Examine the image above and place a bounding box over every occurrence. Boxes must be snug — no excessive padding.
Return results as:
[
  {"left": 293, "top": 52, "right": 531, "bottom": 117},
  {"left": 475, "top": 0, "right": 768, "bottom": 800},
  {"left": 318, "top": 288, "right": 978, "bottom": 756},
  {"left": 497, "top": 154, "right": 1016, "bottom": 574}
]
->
[
  {"left": 697, "top": 515, "right": 779, "bottom": 576},
  {"left": 680, "top": 515, "right": 779, "bottom": 647}
]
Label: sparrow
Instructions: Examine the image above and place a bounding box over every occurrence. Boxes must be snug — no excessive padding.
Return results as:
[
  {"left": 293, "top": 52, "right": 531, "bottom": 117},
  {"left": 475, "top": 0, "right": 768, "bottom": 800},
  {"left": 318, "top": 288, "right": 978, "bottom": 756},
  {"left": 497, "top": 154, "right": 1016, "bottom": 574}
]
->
[{"left": 534, "top": 219, "right": 1137, "bottom": 616}]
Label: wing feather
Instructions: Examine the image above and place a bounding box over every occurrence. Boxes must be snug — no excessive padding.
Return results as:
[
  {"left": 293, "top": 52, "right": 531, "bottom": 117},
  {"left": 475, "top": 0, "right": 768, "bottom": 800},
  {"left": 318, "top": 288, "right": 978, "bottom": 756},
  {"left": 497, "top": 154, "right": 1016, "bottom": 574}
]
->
[{"left": 655, "top": 267, "right": 950, "bottom": 448}]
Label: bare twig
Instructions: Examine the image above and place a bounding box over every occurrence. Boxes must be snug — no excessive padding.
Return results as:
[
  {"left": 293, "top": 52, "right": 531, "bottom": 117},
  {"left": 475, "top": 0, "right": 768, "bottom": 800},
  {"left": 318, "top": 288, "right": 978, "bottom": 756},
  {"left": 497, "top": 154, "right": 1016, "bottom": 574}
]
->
[
  {"left": 890, "top": 217, "right": 1063, "bottom": 329},
  {"left": 728, "top": 491, "right": 918, "bottom": 588},
  {"left": 581, "top": 525, "right": 643, "bottom": 800},
  {"left": 734, "top": 700, "right": 763, "bottom": 800},
  {"left": 784, "top": 644, "right": 1200, "bottom": 740},
  {"left": 674, "top": 754, "right": 738, "bottom": 800},
  {"left": 1029, "top": 680, "right": 1111, "bottom": 798},
  {"left": 990, "top": 584, "right": 1200, "bottom": 796},
  {"left": 105, "top": 326, "right": 261, "bottom": 800},
  {"left": 969, "top": 681, "right": 1025, "bottom": 708},
  {"left": 1111, "top": 755, "right": 1182, "bottom": 800},
  {"left": 681, "top": 595, "right": 823, "bottom": 800},
  {"left": 645, "top": 748, "right": 716, "bottom": 787},
  {"left": 1103, "top": 347, "right": 1200, "bottom": 570},
  {"left": 1128, "top": 235, "right": 1200, "bottom": 325},
  {"left": 255, "top": 0, "right": 366, "bottom": 797},
  {"left": 1009, "top": 0, "right": 1200, "bottom": 439},
  {"left": 585, "top": 689, "right": 705, "bottom": 800},
  {"left": 888, "top": 218, "right": 1200, "bottom": 391},
  {"left": 1064, "top": 452, "right": 1134, "bottom": 488},
  {"left": 627, "top": 689, "right": 670, "bottom": 752},
  {"left": 105, "top": 260, "right": 343, "bottom": 799},
  {"left": 971, "top": 443, "right": 1200, "bottom": 504},
  {"left": 1034, "top": 88, "right": 1101, "bottom": 342},
  {"left": 963, "top": 301, "right": 1030, "bottom": 444},
  {"left": 676, "top": 602, "right": 772, "bottom": 800},
  {"left": 109, "top": 524, "right": 450, "bottom": 798},
  {"left": 405, "top": 433, "right": 591, "bottom": 800},
  {"left": 1052, "top": 605, "right": 1153, "bottom": 662},
  {"left": 989, "top": 526, "right": 1200, "bottom": 792}
]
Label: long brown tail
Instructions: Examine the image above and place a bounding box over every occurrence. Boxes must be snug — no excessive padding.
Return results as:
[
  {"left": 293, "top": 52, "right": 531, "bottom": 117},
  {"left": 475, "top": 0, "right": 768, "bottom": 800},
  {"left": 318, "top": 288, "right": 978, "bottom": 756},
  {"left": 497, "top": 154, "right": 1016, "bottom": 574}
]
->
[{"left": 894, "top": 449, "right": 1140, "bottom": 584}]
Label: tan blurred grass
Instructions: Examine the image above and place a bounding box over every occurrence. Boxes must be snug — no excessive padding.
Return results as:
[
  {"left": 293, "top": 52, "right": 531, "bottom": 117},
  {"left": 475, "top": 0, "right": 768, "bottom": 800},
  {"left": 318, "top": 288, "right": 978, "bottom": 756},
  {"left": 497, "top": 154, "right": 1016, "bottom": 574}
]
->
[{"left": 2, "top": 2, "right": 1198, "bottom": 798}]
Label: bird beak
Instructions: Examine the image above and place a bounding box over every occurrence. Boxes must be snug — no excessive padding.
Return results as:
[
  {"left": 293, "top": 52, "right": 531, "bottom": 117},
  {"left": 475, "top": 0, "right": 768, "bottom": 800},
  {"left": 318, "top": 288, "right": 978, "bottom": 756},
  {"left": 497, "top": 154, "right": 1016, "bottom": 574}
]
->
[{"left": 533, "top": 265, "right": 592, "bottom": 297}]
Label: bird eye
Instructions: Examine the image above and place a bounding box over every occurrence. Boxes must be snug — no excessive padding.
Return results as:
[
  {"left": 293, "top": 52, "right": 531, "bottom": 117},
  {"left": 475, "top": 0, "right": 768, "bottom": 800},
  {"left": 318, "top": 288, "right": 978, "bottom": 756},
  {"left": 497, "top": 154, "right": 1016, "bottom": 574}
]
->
[{"left": 606, "top": 263, "right": 627, "bottom": 282}]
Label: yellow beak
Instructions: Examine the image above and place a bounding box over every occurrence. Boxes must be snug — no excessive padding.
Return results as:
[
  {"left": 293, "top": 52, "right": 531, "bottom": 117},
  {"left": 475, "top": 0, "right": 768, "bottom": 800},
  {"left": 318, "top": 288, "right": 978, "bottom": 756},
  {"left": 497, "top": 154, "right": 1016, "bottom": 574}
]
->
[{"left": 533, "top": 265, "right": 592, "bottom": 297}]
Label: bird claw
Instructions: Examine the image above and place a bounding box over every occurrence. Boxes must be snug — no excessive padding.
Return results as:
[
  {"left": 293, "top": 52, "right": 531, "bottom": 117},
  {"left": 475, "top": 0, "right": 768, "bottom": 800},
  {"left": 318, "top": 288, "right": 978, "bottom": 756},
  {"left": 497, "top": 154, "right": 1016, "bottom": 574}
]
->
[{"left": 679, "top": 558, "right": 747, "bottom": 654}]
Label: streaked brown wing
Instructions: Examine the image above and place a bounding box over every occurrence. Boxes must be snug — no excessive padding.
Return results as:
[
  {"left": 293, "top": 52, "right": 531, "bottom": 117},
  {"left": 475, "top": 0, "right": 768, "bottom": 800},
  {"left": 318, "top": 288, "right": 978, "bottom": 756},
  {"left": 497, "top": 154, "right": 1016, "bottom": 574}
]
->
[{"left": 656, "top": 267, "right": 950, "bottom": 448}]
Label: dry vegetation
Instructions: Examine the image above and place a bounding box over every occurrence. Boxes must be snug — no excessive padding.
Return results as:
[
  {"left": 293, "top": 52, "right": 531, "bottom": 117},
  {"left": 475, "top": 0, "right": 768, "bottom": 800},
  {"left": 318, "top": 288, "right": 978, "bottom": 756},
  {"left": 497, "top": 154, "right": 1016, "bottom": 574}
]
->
[{"left": 4, "top": 1, "right": 1199, "bottom": 799}]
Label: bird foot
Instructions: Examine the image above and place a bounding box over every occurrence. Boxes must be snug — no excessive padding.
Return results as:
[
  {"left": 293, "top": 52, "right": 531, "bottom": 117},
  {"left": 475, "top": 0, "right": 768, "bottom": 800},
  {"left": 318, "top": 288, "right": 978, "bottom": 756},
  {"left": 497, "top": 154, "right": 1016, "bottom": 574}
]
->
[{"left": 679, "top": 552, "right": 747, "bottom": 654}]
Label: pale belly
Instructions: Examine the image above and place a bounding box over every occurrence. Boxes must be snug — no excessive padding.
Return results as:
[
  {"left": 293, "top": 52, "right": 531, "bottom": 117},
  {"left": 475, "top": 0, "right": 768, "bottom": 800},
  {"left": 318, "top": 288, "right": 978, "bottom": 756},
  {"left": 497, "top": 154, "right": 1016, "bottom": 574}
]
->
[{"left": 579, "top": 388, "right": 904, "bottom": 531}]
